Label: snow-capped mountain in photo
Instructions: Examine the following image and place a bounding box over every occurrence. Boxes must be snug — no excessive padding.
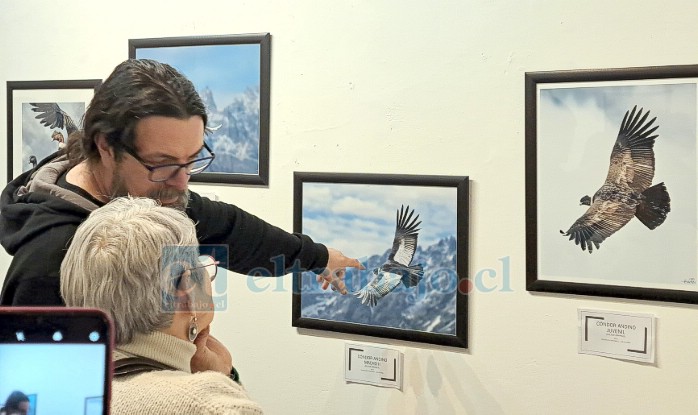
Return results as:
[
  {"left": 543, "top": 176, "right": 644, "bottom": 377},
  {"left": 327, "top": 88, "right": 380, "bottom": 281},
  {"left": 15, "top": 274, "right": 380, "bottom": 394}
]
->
[
  {"left": 200, "top": 86, "right": 260, "bottom": 174},
  {"left": 300, "top": 235, "right": 458, "bottom": 334}
]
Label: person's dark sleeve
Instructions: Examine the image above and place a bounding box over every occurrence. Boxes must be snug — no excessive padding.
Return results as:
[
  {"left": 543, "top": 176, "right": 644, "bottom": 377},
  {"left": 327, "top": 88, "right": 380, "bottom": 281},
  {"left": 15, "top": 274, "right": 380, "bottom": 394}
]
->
[
  {"left": 186, "top": 192, "right": 329, "bottom": 276},
  {"left": 0, "top": 226, "right": 72, "bottom": 306}
]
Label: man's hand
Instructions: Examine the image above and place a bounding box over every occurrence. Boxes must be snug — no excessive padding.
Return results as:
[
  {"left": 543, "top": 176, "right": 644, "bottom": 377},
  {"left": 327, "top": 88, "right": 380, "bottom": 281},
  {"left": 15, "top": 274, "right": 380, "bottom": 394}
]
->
[
  {"left": 190, "top": 326, "right": 232, "bottom": 375},
  {"left": 317, "top": 247, "right": 365, "bottom": 295}
]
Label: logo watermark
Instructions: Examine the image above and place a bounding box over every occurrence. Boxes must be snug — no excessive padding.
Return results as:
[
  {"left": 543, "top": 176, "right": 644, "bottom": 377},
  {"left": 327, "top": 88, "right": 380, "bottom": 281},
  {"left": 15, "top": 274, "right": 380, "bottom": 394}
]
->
[
  {"left": 245, "top": 255, "right": 514, "bottom": 296},
  {"left": 162, "top": 248, "right": 514, "bottom": 312},
  {"left": 161, "top": 244, "right": 229, "bottom": 312}
]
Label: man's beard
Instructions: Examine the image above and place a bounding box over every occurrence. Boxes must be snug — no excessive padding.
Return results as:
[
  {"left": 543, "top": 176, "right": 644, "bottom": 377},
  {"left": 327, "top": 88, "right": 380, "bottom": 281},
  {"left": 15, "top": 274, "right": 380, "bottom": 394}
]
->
[{"left": 110, "top": 172, "right": 190, "bottom": 211}]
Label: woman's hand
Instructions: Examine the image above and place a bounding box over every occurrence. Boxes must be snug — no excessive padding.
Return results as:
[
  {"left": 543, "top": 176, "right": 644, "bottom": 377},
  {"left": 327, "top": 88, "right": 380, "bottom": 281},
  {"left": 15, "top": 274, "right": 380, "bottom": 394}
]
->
[{"left": 190, "top": 326, "right": 232, "bottom": 375}]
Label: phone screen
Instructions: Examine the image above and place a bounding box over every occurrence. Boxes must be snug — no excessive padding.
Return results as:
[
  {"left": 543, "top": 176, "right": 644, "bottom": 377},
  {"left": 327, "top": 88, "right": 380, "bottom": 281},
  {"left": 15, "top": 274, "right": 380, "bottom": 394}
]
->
[{"left": 0, "top": 307, "right": 112, "bottom": 415}]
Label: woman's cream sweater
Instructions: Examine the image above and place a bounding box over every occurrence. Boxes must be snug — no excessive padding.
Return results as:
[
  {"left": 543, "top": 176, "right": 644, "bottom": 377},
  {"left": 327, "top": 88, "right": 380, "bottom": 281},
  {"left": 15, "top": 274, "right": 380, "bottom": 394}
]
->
[{"left": 111, "top": 331, "right": 263, "bottom": 415}]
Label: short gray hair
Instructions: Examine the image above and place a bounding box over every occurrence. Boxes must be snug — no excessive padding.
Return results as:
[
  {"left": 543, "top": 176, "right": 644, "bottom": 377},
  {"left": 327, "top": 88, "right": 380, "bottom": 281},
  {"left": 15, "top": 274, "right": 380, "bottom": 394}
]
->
[{"left": 60, "top": 196, "right": 198, "bottom": 344}]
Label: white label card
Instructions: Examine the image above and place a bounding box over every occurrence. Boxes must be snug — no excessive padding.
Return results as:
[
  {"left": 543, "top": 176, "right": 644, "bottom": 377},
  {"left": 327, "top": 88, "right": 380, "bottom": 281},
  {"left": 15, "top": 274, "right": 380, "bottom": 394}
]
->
[
  {"left": 344, "top": 343, "right": 403, "bottom": 389},
  {"left": 578, "top": 309, "right": 655, "bottom": 363}
]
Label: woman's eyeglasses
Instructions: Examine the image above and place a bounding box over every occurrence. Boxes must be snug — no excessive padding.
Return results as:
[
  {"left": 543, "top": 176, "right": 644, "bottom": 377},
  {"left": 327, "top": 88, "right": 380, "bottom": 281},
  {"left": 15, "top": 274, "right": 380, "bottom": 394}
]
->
[{"left": 187, "top": 255, "right": 220, "bottom": 282}]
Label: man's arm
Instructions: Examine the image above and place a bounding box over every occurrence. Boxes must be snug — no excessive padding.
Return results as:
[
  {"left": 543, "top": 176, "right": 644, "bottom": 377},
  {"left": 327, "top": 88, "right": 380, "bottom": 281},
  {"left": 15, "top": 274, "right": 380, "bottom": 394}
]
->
[
  {"left": 187, "top": 192, "right": 364, "bottom": 287},
  {"left": 0, "top": 227, "right": 71, "bottom": 306},
  {"left": 187, "top": 192, "right": 329, "bottom": 276},
  {"left": 0, "top": 274, "right": 63, "bottom": 305}
]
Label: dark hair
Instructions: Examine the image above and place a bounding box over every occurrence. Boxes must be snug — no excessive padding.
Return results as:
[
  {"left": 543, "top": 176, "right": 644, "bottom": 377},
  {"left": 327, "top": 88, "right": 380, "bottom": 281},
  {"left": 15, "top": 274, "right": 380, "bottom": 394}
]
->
[
  {"left": 66, "top": 58, "right": 208, "bottom": 167},
  {"left": 4, "top": 391, "right": 29, "bottom": 410}
]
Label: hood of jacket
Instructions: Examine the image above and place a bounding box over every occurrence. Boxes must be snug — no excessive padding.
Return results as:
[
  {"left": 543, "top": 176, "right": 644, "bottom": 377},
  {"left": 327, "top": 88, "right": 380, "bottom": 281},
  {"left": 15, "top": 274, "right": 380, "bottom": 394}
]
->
[{"left": 0, "top": 153, "right": 99, "bottom": 255}]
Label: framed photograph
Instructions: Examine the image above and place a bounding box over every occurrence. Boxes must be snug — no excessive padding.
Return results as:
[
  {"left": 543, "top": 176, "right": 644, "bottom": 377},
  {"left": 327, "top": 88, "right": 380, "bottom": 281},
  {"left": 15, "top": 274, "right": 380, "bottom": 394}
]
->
[
  {"left": 525, "top": 64, "right": 698, "bottom": 303},
  {"left": 6, "top": 79, "right": 101, "bottom": 182},
  {"left": 292, "top": 172, "right": 469, "bottom": 348},
  {"left": 129, "top": 33, "right": 271, "bottom": 186}
]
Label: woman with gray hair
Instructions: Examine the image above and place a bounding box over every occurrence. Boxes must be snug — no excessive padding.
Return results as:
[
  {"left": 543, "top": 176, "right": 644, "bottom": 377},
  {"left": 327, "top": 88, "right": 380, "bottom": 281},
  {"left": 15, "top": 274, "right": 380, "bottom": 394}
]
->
[{"left": 60, "top": 196, "right": 262, "bottom": 415}]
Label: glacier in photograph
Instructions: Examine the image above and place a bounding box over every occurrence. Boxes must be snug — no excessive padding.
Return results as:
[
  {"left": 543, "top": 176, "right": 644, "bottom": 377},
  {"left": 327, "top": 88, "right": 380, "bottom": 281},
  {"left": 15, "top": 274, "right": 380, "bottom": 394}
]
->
[{"left": 200, "top": 85, "right": 260, "bottom": 174}]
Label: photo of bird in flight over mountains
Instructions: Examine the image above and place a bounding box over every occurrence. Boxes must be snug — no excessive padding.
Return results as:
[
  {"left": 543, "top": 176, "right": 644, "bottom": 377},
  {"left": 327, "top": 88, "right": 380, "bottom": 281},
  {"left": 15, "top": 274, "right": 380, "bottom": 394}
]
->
[
  {"left": 560, "top": 105, "right": 671, "bottom": 253},
  {"left": 30, "top": 102, "right": 79, "bottom": 149},
  {"left": 354, "top": 205, "right": 425, "bottom": 307}
]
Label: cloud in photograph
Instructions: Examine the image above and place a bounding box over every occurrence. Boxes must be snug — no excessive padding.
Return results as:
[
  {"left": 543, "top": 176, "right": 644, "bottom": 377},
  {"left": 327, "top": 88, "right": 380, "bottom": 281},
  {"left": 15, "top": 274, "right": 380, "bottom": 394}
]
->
[
  {"left": 302, "top": 182, "right": 458, "bottom": 260},
  {"left": 21, "top": 102, "right": 85, "bottom": 169}
]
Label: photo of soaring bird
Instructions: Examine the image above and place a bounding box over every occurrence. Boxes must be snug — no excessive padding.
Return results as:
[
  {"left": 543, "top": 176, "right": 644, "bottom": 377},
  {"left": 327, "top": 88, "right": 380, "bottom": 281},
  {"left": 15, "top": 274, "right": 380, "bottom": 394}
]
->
[
  {"left": 354, "top": 205, "right": 425, "bottom": 307},
  {"left": 51, "top": 131, "right": 66, "bottom": 149},
  {"left": 560, "top": 105, "right": 671, "bottom": 253},
  {"left": 30, "top": 102, "right": 78, "bottom": 149}
]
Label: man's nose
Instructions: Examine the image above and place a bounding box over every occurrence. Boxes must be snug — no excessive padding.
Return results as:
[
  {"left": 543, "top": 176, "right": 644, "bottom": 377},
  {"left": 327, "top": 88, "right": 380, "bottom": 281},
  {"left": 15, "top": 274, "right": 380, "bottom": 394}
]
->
[{"left": 165, "top": 167, "right": 190, "bottom": 191}]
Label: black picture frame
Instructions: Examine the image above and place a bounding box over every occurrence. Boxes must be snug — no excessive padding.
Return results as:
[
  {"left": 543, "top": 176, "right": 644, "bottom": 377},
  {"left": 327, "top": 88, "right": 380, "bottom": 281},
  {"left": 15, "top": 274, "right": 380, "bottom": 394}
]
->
[
  {"left": 6, "top": 79, "right": 101, "bottom": 182},
  {"left": 525, "top": 64, "right": 698, "bottom": 303},
  {"left": 292, "top": 172, "right": 469, "bottom": 348},
  {"left": 129, "top": 33, "right": 271, "bottom": 186}
]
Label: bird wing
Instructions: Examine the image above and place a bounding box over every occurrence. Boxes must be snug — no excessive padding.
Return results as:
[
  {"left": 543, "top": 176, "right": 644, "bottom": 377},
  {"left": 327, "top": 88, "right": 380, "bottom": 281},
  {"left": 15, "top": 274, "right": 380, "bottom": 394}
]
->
[
  {"left": 205, "top": 123, "right": 223, "bottom": 133},
  {"left": 604, "top": 106, "right": 659, "bottom": 193},
  {"left": 30, "top": 103, "right": 79, "bottom": 136},
  {"left": 353, "top": 271, "right": 403, "bottom": 306},
  {"left": 561, "top": 197, "right": 636, "bottom": 253},
  {"left": 387, "top": 205, "right": 421, "bottom": 266}
]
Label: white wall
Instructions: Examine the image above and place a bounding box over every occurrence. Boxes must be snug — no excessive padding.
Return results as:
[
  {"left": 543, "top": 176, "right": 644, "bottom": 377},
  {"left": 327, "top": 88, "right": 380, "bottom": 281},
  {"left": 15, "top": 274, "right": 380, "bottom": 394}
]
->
[{"left": 2, "top": 1, "right": 698, "bottom": 414}]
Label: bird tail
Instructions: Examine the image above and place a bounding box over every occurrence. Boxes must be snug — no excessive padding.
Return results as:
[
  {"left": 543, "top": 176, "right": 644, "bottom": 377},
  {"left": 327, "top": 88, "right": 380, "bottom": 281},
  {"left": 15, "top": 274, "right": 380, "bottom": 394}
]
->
[
  {"left": 636, "top": 182, "right": 671, "bottom": 229},
  {"left": 400, "top": 264, "right": 424, "bottom": 287}
]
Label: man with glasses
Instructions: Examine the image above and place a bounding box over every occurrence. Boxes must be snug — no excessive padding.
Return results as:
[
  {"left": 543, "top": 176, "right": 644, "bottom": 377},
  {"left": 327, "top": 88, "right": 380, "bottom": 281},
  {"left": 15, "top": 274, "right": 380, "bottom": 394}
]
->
[{"left": 0, "top": 58, "right": 362, "bottom": 306}]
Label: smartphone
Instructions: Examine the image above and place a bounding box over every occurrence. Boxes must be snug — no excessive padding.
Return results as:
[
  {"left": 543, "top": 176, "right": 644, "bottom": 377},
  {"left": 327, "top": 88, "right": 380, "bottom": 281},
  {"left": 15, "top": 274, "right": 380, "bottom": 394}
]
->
[{"left": 0, "top": 307, "right": 113, "bottom": 415}]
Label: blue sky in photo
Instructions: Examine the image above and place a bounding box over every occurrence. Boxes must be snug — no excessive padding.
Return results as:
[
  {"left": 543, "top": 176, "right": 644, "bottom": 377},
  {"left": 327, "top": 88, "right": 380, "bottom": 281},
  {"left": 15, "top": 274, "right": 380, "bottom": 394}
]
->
[
  {"left": 22, "top": 102, "right": 85, "bottom": 170},
  {"left": 302, "top": 182, "right": 458, "bottom": 261},
  {"left": 536, "top": 81, "right": 697, "bottom": 288},
  {"left": 135, "top": 44, "right": 260, "bottom": 109}
]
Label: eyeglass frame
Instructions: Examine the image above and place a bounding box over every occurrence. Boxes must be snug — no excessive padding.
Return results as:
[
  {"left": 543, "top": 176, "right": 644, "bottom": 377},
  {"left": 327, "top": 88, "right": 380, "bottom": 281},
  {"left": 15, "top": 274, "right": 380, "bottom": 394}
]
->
[
  {"left": 186, "top": 255, "right": 220, "bottom": 282},
  {"left": 116, "top": 141, "right": 216, "bottom": 183}
]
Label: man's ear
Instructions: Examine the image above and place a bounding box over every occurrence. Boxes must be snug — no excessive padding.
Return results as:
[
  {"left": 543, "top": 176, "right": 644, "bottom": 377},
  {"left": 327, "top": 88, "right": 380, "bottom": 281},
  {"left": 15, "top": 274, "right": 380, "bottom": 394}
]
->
[{"left": 95, "top": 133, "right": 116, "bottom": 160}]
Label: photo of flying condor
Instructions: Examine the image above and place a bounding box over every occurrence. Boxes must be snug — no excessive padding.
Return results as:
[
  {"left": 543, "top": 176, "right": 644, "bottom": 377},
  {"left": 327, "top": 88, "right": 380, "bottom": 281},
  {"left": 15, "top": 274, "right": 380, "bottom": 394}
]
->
[
  {"left": 354, "top": 205, "right": 425, "bottom": 307},
  {"left": 560, "top": 106, "right": 671, "bottom": 253}
]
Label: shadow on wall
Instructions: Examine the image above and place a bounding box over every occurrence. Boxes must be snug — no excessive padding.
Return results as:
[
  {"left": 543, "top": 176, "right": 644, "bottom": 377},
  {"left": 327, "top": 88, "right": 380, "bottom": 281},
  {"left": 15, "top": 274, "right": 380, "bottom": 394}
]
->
[{"left": 401, "top": 351, "right": 505, "bottom": 415}]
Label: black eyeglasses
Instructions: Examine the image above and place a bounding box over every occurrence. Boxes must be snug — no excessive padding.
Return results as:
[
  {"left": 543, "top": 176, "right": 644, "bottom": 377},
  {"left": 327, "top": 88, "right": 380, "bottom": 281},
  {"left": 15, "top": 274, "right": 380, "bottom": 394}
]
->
[{"left": 120, "top": 142, "right": 216, "bottom": 182}]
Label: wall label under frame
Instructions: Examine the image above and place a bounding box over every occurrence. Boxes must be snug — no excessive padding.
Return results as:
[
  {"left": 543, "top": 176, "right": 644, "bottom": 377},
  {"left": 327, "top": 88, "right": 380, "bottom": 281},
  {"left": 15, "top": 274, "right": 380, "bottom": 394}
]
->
[
  {"left": 344, "top": 343, "right": 403, "bottom": 389},
  {"left": 578, "top": 309, "right": 655, "bottom": 363}
]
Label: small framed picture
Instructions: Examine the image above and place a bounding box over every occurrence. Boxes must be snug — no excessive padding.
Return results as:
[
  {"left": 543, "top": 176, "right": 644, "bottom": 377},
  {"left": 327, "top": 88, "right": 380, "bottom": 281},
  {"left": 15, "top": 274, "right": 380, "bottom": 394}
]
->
[
  {"left": 292, "top": 172, "right": 469, "bottom": 348},
  {"left": 129, "top": 33, "right": 271, "bottom": 186},
  {"left": 525, "top": 64, "right": 698, "bottom": 303},
  {"left": 6, "top": 79, "right": 101, "bottom": 182}
]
